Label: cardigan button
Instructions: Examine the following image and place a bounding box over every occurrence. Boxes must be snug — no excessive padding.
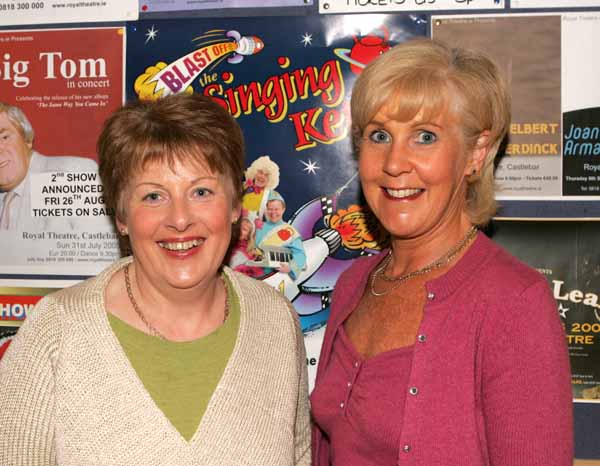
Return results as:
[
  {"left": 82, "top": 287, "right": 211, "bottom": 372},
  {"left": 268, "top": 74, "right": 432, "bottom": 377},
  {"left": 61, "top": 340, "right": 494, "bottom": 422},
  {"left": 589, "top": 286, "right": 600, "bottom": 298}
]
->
[
  {"left": 409, "top": 387, "right": 419, "bottom": 395},
  {"left": 402, "top": 444, "right": 411, "bottom": 453},
  {"left": 417, "top": 334, "right": 426, "bottom": 343},
  {"left": 427, "top": 292, "right": 435, "bottom": 300}
]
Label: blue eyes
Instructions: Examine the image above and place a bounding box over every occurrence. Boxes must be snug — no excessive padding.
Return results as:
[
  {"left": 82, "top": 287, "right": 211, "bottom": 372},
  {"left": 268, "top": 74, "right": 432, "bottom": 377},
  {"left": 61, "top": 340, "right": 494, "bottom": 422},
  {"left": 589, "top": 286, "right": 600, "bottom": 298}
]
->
[
  {"left": 416, "top": 131, "right": 437, "bottom": 144},
  {"left": 367, "top": 129, "right": 438, "bottom": 145},
  {"left": 369, "top": 129, "right": 391, "bottom": 144},
  {"left": 142, "top": 188, "right": 213, "bottom": 203}
]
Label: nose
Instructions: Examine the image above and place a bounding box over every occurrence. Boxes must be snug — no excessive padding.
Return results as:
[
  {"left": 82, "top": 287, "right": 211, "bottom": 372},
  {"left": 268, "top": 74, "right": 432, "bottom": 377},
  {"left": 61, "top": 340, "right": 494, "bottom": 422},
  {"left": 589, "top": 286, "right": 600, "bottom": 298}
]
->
[
  {"left": 382, "top": 140, "right": 413, "bottom": 177},
  {"left": 166, "top": 196, "right": 194, "bottom": 232}
]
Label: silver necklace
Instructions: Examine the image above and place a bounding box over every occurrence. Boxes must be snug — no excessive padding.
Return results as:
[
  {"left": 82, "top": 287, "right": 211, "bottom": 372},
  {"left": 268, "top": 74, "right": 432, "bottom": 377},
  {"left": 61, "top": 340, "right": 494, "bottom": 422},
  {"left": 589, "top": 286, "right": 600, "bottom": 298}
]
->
[
  {"left": 370, "top": 226, "right": 478, "bottom": 297},
  {"left": 123, "top": 263, "right": 229, "bottom": 340}
]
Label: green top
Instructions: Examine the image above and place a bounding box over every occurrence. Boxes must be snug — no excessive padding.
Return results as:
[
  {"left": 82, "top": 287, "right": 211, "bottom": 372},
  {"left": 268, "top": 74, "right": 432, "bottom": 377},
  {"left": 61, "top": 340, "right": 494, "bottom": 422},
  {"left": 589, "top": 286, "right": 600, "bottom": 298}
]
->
[{"left": 107, "top": 275, "right": 240, "bottom": 441}]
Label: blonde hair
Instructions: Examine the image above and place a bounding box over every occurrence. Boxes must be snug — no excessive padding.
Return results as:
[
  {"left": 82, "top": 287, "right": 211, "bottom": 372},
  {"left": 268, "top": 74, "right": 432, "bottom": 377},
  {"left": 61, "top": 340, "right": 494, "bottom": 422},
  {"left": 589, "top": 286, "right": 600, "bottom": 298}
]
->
[
  {"left": 351, "top": 38, "right": 510, "bottom": 225},
  {"left": 244, "top": 155, "right": 280, "bottom": 190}
]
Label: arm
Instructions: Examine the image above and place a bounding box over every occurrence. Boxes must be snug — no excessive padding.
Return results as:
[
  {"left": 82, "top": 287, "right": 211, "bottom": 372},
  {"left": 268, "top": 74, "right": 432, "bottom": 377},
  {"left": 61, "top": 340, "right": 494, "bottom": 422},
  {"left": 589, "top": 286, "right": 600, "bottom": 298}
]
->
[
  {"left": 0, "top": 297, "right": 60, "bottom": 466},
  {"left": 291, "top": 306, "right": 311, "bottom": 466},
  {"left": 481, "top": 279, "right": 573, "bottom": 466}
]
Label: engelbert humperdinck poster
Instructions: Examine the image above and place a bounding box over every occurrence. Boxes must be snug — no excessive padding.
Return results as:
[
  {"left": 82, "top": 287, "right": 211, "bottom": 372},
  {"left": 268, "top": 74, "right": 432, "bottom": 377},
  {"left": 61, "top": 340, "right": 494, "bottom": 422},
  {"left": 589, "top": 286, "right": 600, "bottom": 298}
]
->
[
  {"left": 433, "top": 13, "right": 600, "bottom": 201},
  {"left": 0, "top": 27, "right": 125, "bottom": 278}
]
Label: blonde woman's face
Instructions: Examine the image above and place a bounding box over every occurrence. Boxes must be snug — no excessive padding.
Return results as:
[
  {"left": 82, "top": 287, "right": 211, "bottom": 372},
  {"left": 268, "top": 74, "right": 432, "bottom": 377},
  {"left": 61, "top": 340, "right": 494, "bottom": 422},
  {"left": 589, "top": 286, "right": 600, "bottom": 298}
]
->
[{"left": 358, "top": 104, "right": 475, "bottom": 240}]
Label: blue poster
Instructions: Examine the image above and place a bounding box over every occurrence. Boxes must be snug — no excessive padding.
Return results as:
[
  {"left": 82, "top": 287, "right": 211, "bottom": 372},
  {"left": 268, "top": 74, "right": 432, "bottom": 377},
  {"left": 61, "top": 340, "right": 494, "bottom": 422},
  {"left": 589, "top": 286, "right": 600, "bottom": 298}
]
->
[{"left": 126, "top": 15, "right": 426, "bottom": 336}]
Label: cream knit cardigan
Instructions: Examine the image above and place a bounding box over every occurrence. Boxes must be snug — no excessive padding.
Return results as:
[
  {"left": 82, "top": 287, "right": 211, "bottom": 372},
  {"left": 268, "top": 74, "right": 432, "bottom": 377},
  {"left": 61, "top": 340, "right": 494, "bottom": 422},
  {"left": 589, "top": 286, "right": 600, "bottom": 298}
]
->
[{"left": 0, "top": 258, "right": 310, "bottom": 466}]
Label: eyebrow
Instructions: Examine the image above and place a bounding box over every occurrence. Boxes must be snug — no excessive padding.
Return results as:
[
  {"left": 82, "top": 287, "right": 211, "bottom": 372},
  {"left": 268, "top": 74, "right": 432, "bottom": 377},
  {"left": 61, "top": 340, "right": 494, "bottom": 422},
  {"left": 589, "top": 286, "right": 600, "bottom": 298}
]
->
[
  {"left": 134, "top": 176, "right": 219, "bottom": 189},
  {"left": 366, "top": 118, "right": 444, "bottom": 129}
]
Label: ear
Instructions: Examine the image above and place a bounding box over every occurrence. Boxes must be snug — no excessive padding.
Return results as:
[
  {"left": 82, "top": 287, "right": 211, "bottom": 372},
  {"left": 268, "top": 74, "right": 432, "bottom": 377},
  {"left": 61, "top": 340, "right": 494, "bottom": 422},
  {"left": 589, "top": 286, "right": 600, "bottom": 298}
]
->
[
  {"left": 464, "top": 130, "right": 491, "bottom": 176},
  {"left": 231, "top": 202, "right": 242, "bottom": 224},
  {"left": 116, "top": 217, "right": 127, "bottom": 236}
]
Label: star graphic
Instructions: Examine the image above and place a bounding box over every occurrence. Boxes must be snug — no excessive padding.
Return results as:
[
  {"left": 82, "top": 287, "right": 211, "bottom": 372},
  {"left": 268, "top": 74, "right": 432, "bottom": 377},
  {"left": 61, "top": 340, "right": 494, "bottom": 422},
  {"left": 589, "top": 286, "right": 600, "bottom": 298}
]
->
[
  {"left": 301, "top": 159, "right": 320, "bottom": 175},
  {"left": 558, "top": 303, "right": 570, "bottom": 319},
  {"left": 145, "top": 25, "right": 159, "bottom": 44},
  {"left": 300, "top": 33, "right": 313, "bottom": 47}
]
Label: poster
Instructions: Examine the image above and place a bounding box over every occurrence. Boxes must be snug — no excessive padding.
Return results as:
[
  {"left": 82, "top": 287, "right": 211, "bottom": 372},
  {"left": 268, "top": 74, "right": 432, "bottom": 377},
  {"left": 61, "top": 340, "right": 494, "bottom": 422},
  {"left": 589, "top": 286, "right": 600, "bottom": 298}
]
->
[
  {"left": 319, "top": 0, "right": 504, "bottom": 14},
  {"left": 0, "top": 285, "right": 58, "bottom": 361},
  {"left": 432, "top": 13, "right": 600, "bottom": 201},
  {"left": 140, "top": 0, "right": 312, "bottom": 13},
  {"left": 0, "top": 27, "right": 125, "bottom": 278},
  {"left": 490, "top": 219, "right": 600, "bottom": 402},
  {"left": 127, "top": 15, "right": 426, "bottom": 387},
  {"left": 0, "top": 0, "right": 137, "bottom": 26}
]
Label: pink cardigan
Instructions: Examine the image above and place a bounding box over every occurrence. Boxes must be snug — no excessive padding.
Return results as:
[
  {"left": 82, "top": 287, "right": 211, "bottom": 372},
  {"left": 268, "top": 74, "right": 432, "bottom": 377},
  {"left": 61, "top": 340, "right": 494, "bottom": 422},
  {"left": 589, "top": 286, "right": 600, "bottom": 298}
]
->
[{"left": 311, "top": 232, "right": 573, "bottom": 466}]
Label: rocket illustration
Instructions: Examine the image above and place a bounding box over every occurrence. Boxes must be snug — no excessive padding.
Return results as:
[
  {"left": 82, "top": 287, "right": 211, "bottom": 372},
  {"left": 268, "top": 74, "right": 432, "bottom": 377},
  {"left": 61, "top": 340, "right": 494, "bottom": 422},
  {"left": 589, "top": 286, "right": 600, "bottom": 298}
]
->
[{"left": 226, "top": 30, "right": 264, "bottom": 63}]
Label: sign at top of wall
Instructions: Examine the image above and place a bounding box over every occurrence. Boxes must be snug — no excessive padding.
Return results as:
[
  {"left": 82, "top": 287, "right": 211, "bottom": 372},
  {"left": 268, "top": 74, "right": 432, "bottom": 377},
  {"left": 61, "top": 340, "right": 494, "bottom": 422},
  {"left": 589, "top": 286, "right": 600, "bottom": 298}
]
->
[
  {"left": 319, "top": 0, "right": 504, "bottom": 14},
  {"left": 0, "top": 0, "right": 137, "bottom": 27},
  {"left": 511, "top": 0, "right": 600, "bottom": 7},
  {"left": 140, "top": 0, "right": 312, "bottom": 13}
]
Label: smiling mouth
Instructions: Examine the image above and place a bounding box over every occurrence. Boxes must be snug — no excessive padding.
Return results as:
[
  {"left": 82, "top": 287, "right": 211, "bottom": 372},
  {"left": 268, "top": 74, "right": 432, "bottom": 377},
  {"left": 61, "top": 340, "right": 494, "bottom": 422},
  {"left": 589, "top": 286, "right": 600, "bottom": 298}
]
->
[
  {"left": 158, "top": 239, "right": 203, "bottom": 251},
  {"left": 384, "top": 188, "right": 424, "bottom": 199}
]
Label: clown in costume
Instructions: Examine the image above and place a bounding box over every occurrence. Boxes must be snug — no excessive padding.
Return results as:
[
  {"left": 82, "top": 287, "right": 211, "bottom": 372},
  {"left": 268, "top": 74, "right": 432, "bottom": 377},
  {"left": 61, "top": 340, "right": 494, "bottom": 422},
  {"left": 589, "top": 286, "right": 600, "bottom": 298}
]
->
[
  {"left": 255, "top": 191, "right": 306, "bottom": 280},
  {"left": 242, "top": 155, "right": 280, "bottom": 222}
]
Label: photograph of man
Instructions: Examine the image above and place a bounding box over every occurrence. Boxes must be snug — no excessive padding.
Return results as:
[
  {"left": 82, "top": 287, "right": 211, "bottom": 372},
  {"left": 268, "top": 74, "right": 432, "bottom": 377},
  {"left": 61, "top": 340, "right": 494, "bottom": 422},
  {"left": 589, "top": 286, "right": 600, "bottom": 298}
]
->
[
  {"left": 255, "top": 191, "right": 307, "bottom": 279},
  {"left": 0, "top": 102, "right": 100, "bottom": 231}
]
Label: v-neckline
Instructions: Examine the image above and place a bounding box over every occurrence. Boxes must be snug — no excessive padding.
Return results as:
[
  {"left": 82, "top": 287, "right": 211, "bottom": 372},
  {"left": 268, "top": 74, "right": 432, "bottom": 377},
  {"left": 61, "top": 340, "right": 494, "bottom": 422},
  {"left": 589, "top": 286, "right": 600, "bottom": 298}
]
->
[{"left": 95, "top": 258, "right": 247, "bottom": 446}]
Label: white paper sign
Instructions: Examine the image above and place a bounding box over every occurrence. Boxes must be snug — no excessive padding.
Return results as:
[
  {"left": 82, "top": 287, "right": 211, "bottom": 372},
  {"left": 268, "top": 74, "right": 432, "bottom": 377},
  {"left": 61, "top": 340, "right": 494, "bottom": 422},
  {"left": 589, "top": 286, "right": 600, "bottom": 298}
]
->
[
  {"left": 319, "top": 0, "right": 504, "bottom": 14},
  {"left": 0, "top": 0, "right": 138, "bottom": 26},
  {"left": 512, "top": 0, "right": 600, "bottom": 7}
]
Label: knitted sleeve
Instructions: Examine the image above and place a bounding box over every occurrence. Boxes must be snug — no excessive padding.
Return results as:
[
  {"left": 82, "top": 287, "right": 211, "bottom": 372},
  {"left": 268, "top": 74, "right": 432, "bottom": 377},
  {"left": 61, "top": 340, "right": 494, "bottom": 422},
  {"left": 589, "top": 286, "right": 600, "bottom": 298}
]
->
[
  {"left": 0, "top": 296, "right": 62, "bottom": 466},
  {"left": 480, "top": 278, "right": 573, "bottom": 465},
  {"left": 291, "top": 302, "right": 311, "bottom": 466}
]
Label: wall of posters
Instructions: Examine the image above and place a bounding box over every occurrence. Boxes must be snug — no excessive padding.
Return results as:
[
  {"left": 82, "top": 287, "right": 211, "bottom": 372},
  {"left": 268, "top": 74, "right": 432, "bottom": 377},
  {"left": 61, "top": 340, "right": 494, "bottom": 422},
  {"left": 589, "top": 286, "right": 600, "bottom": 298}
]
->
[
  {"left": 0, "top": 0, "right": 137, "bottom": 26},
  {"left": 0, "top": 27, "right": 125, "bottom": 278},
  {"left": 1, "top": 2, "right": 600, "bottom": 460}
]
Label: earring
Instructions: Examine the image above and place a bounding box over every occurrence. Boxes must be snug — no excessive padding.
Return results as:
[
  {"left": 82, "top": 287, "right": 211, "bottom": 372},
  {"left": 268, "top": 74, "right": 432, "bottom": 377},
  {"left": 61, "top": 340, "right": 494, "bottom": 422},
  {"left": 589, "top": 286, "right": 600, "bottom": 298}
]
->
[{"left": 120, "top": 228, "right": 128, "bottom": 236}]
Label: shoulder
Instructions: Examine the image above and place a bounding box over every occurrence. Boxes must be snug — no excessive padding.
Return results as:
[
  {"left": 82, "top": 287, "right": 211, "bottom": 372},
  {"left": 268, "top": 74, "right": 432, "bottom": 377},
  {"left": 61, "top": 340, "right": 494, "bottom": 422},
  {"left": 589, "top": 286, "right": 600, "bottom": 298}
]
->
[
  {"left": 474, "top": 234, "right": 548, "bottom": 297},
  {"left": 225, "top": 267, "right": 300, "bottom": 331},
  {"left": 32, "top": 151, "right": 98, "bottom": 171},
  {"left": 34, "top": 258, "right": 128, "bottom": 324}
]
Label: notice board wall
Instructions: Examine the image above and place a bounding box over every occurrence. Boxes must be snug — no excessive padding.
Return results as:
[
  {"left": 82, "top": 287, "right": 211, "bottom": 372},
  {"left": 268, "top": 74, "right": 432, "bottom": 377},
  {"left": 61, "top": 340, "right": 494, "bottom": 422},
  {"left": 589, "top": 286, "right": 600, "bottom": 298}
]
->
[{"left": 1, "top": 0, "right": 599, "bottom": 461}]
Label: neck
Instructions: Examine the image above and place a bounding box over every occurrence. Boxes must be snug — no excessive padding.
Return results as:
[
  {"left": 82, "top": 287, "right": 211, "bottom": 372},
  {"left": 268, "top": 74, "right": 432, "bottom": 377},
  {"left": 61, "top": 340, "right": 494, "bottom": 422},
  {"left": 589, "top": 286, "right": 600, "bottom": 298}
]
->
[
  {"left": 387, "top": 215, "right": 474, "bottom": 277},
  {"left": 129, "top": 262, "right": 226, "bottom": 341}
]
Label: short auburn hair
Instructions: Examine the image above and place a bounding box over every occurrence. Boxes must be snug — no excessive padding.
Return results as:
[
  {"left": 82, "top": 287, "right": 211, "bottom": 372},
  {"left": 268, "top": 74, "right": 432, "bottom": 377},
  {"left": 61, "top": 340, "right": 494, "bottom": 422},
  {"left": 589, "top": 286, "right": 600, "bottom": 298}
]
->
[{"left": 98, "top": 93, "right": 245, "bottom": 221}]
